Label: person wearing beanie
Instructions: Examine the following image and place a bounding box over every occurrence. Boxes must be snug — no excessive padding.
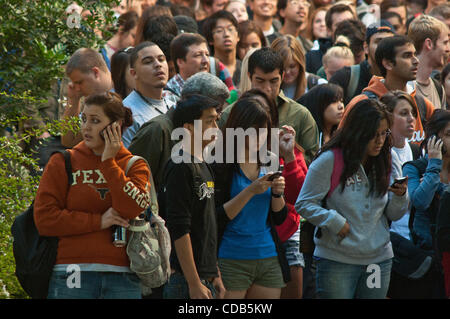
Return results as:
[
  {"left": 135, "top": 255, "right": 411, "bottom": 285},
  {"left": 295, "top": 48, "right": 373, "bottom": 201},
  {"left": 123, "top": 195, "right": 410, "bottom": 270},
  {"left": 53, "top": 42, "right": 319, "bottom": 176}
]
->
[
  {"left": 128, "top": 72, "right": 229, "bottom": 194},
  {"left": 329, "top": 21, "right": 396, "bottom": 104}
]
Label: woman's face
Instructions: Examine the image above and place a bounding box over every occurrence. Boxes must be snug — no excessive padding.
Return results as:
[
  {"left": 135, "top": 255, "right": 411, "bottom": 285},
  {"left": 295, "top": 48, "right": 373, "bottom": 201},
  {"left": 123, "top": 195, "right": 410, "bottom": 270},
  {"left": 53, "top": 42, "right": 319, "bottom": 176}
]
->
[
  {"left": 324, "top": 56, "right": 353, "bottom": 80},
  {"left": 119, "top": 26, "right": 137, "bottom": 49},
  {"left": 391, "top": 99, "right": 416, "bottom": 140},
  {"left": 283, "top": 56, "right": 300, "bottom": 85},
  {"left": 226, "top": 1, "right": 249, "bottom": 23},
  {"left": 366, "top": 118, "right": 389, "bottom": 158},
  {"left": 81, "top": 104, "right": 111, "bottom": 155},
  {"left": 238, "top": 32, "right": 262, "bottom": 60},
  {"left": 313, "top": 10, "right": 327, "bottom": 40},
  {"left": 323, "top": 100, "right": 344, "bottom": 128}
]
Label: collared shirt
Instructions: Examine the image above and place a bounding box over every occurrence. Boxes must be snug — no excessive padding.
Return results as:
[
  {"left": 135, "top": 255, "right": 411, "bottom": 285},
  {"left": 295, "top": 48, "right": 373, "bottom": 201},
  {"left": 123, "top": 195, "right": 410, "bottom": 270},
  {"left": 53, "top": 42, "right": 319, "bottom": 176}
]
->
[
  {"left": 163, "top": 73, "right": 185, "bottom": 101},
  {"left": 122, "top": 90, "right": 177, "bottom": 148}
]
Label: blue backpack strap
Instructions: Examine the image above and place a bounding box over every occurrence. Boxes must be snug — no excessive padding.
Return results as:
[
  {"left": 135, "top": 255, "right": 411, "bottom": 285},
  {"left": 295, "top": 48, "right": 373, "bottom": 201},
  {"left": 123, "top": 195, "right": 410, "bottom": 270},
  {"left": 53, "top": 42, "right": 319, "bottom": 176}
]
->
[{"left": 363, "top": 90, "right": 378, "bottom": 100}]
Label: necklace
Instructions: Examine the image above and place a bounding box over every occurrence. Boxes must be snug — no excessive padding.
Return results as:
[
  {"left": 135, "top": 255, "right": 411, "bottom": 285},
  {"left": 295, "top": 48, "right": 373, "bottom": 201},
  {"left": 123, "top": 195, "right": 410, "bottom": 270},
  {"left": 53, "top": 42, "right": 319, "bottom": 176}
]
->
[{"left": 135, "top": 90, "right": 167, "bottom": 115}]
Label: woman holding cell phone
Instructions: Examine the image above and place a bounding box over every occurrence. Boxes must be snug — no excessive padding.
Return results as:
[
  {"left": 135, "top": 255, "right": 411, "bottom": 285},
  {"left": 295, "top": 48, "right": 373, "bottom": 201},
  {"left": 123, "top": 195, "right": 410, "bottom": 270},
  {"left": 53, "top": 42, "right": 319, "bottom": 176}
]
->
[
  {"left": 213, "top": 96, "right": 289, "bottom": 299},
  {"left": 295, "top": 98, "right": 409, "bottom": 299},
  {"left": 34, "top": 92, "right": 151, "bottom": 299}
]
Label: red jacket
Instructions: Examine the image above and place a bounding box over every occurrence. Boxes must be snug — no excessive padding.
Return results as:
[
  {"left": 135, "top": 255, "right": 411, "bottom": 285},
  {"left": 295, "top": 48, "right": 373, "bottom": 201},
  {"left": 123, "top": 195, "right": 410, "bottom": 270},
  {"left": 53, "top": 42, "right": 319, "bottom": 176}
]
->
[{"left": 276, "top": 145, "right": 308, "bottom": 243}]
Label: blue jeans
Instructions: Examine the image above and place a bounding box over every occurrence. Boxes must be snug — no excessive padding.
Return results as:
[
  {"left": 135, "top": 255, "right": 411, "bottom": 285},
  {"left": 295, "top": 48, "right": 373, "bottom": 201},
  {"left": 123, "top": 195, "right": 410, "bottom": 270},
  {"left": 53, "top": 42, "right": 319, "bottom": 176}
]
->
[
  {"left": 316, "top": 257, "right": 392, "bottom": 299},
  {"left": 47, "top": 271, "right": 142, "bottom": 299},
  {"left": 163, "top": 272, "right": 216, "bottom": 299}
]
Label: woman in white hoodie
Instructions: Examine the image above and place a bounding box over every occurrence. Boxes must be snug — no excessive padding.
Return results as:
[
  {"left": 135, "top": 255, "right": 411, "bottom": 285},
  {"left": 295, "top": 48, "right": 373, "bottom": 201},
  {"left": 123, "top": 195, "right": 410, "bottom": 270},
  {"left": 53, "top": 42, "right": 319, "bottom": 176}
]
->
[{"left": 295, "top": 98, "right": 409, "bottom": 299}]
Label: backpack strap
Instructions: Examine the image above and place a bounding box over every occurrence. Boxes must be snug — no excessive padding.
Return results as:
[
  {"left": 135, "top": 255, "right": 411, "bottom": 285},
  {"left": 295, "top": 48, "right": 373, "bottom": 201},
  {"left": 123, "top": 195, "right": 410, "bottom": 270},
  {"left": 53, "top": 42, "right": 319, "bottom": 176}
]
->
[
  {"left": 346, "top": 64, "right": 361, "bottom": 101},
  {"left": 327, "top": 148, "right": 344, "bottom": 198},
  {"left": 414, "top": 94, "right": 428, "bottom": 129},
  {"left": 431, "top": 77, "right": 444, "bottom": 104},
  {"left": 126, "top": 156, "right": 159, "bottom": 217},
  {"left": 363, "top": 90, "right": 378, "bottom": 100},
  {"left": 50, "top": 150, "right": 72, "bottom": 185}
]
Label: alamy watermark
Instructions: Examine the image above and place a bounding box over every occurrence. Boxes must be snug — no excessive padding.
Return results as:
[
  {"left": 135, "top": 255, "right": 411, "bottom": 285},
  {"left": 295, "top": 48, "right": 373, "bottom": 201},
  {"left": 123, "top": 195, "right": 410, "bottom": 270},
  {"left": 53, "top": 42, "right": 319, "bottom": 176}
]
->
[{"left": 170, "top": 121, "right": 281, "bottom": 173}]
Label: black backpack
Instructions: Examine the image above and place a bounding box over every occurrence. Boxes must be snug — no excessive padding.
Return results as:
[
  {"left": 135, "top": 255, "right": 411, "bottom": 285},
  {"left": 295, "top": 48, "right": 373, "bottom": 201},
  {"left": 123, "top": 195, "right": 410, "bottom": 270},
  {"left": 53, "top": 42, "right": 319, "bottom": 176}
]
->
[{"left": 11, "top": 150, "right": 72, "bottom": 299}]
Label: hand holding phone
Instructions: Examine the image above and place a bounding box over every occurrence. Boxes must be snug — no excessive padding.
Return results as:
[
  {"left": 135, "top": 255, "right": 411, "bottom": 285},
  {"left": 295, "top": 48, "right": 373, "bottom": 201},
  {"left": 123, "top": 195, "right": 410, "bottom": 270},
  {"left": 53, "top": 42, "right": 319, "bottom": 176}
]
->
[
  {"left": 427, "top": 135, "right": 444, "bottom": 160},
  {"left": 390, "top": 177, "right": 407, "bottom": 188}
]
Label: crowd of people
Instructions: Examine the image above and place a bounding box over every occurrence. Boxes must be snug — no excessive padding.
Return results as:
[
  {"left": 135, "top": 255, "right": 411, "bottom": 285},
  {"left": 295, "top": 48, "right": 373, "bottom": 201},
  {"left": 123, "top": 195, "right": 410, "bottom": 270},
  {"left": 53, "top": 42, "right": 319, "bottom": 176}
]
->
[{"left": 26, "top": 0, "right": 450, "bottom": 299}]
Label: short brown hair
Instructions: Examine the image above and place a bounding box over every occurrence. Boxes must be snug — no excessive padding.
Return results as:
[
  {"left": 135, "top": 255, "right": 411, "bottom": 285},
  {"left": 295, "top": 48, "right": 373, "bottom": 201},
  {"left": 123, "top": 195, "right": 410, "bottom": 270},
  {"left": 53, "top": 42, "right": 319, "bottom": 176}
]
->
[
  {"left": 408, "top": 14, "right": 448, "bottom": 54},
  {"left": 170, "top": 33, "right": 208, "bottom": 73},
  {"left": 66, "top": 48, "right": 109, "bottom": 76},
  {"left": 84, "top": 91, "right": 133, "bottom": 133},
  {"left": 325, "top": 3, "right": 355, "bottom": 31},
  {"left": 380, "top": 90, "right": 418, "bottom": 119}
]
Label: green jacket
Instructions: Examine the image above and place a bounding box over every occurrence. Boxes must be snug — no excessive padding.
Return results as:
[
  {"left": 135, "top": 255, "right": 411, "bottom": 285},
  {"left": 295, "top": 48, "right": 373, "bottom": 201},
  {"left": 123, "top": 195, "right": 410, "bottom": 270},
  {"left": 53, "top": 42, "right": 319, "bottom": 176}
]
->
[
  {"left": 128, "top": 107, "right": 176, "bottom": 192},
  {"left": 218, "top": 90, "right": 319, "bottom": 165}
]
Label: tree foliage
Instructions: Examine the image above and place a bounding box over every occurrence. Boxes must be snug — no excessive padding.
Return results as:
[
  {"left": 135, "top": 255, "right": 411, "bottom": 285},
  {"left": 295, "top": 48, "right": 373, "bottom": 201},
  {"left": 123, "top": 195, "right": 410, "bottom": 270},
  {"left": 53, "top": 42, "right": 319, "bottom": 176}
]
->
[{"left": 0, "top": 0, "right": 119, "bottom": 298}]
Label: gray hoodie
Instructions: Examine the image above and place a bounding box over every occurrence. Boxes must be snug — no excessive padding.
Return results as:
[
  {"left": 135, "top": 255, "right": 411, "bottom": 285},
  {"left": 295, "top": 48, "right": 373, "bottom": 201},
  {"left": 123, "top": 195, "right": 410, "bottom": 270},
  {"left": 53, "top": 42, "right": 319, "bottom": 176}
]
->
[{"left": 295, "top": 150, "right": 409, "bottom": 265}]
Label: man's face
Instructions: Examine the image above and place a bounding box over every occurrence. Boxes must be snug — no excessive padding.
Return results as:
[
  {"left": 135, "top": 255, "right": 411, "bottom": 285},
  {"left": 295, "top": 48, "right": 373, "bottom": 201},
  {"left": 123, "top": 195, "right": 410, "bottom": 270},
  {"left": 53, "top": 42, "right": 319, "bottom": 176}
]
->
[
  {"left": 280, "top": 0, "right": 309, "bottom": 26},
  {"left": 186, "top": 107, "right": 219, "bottom": 149},
  {"left": 211, "top": 18, "right": 239, "bottom": 54},
  {"left": 69, "top": 68, "right": 108, "bottom": 97},
  {"left": 330, "top": 10, "right": 354, "bottom": 35},
  {"left": 366, "top": 32, "right": 395, "bottom": 65},
  {"left": 385, "top": 43, "right": 419, "bottom": 81},
  {"left": 387, "top": 7, "right": 406, "bottom": 33},
  {"left": 178, "top": 42, "right": 210, "bottom": 79},
  {"left": 250, "top": 0, "right": 278, "bottom": 19},
  {"left": 429, "top": 30, "right": 450, "bottom": 69},
  {"left": 250, "top": 67, "right": 283, "bottom": 103},
  {"left": 131, "top": 45, "right": 169, "bottom": 89},
  {"left": 385, "top": 16, "right": 404, "bottom": 35}
]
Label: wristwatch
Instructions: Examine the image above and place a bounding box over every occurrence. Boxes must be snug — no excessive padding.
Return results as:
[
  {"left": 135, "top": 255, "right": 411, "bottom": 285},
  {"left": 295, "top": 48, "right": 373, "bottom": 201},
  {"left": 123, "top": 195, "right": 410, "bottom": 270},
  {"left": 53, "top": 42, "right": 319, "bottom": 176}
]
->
[{"left": 271, "top": 192, "right": 283, "bottom": 198}]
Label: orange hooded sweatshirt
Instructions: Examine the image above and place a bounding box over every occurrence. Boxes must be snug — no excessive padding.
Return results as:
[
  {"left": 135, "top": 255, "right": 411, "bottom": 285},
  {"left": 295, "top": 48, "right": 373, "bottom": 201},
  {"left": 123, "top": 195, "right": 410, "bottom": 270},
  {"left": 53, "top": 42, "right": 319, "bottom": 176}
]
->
[
  {"left": 340, "top": 76, "right": 435, "bottom": 145},
  {"left": 34, "top": 142, "right": 150, "bottom": 267}
]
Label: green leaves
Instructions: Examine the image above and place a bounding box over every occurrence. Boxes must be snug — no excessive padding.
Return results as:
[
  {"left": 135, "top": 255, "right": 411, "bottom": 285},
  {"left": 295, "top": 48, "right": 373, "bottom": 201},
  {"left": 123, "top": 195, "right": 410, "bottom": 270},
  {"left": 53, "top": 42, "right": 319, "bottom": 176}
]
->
[{"left": 0, "top": 0, "right": 120, "bottom": 299}]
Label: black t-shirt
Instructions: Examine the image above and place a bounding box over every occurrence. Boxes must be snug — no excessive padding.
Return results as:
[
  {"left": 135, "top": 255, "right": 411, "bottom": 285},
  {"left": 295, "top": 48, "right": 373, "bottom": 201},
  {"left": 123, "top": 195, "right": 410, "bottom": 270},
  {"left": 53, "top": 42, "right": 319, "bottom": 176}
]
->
[
  {"left": 163, "top": 156, "right": 218, "bottom": 279},
  {"left": 329, "top": 60, "right": 373, "bottom": 105}
]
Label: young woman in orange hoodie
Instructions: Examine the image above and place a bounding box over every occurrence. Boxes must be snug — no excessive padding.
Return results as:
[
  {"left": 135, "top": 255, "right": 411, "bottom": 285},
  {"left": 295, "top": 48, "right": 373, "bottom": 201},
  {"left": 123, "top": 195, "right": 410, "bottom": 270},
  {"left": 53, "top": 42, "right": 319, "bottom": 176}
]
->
[{"left": 34, "top": 92, "right": 151, "bottom": 299}]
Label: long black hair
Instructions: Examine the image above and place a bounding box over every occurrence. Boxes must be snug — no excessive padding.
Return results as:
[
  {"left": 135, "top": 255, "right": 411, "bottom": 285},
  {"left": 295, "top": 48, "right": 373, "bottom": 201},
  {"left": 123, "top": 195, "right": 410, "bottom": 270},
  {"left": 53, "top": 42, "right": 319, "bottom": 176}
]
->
[
  {"left": 317, "top": 98, "right": 393, "bottom": 197},
  {"left": 218, "top": 97, "right": 273, "bottom": 188},
  {"left": 297, "top": 83, "right": 343, "bottom": 135}
]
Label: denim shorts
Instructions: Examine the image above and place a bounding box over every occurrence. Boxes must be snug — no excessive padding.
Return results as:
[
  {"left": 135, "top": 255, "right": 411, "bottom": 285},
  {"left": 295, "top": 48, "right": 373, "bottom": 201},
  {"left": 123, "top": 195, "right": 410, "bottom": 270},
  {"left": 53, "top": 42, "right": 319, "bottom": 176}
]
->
[
  {"left": 47, "top": 271, "right": 142, "bottom": 299},
  {"left": 282, "top": 239, "right": 305, "bottom": 267},
  {"left": 218, "top": 256, "right": 286, "bottom": 291},
  {"left": 163, "top": 272, "right": 216, "bottom": 299}
]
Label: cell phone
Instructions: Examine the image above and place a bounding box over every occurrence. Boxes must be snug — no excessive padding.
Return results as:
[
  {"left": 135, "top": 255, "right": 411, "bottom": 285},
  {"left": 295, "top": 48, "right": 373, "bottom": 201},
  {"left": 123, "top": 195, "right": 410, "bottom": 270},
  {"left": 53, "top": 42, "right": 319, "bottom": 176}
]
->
[
  {"left": 267, "top": 165, "right": 284, "bottom": 181},
  {"left": 267, "top": 171, "right": 282, "bottom": 181},
  {"left": 99, "top": 121, "right": 115, "bottom": 141},
  {"left": 391, "top": 177, "right": 407, "bottom": 187}
]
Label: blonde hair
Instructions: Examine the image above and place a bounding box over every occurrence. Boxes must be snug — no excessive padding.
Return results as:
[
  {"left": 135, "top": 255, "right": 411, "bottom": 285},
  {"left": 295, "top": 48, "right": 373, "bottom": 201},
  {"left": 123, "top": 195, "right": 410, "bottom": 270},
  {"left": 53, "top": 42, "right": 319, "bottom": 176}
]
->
[
  {"left": 408, "top": 14, "right": 449, "bottom": 54},
  {"left": 239, "top": 48, "right": 258, "bottom": 94},
  {"left": 270, "top": 35, "right": 307, "bottom": 100},
  {"left": 322, "top": 35, "right": 355, "bottom": 67}
]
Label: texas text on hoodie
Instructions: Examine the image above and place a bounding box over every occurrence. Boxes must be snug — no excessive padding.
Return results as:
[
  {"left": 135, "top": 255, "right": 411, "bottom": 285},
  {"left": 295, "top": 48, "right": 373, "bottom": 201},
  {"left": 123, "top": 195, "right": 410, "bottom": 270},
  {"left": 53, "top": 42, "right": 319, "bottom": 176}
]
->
[{"left": 34, "top": 142, "right": 151, "bottom": 267}]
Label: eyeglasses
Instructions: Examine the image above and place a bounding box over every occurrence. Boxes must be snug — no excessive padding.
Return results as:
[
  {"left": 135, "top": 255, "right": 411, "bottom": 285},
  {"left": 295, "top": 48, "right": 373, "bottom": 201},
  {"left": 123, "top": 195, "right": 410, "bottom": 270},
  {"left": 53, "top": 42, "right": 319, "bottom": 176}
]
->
[
  {"left": 374, "top": 129, "right": 391, "bottom": 140},
  {"left": 289, "top": 0, "right": 311, "bottom": 7},
  {"left": 212, "top": 25, "right": 237, "bottom": 36}
]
